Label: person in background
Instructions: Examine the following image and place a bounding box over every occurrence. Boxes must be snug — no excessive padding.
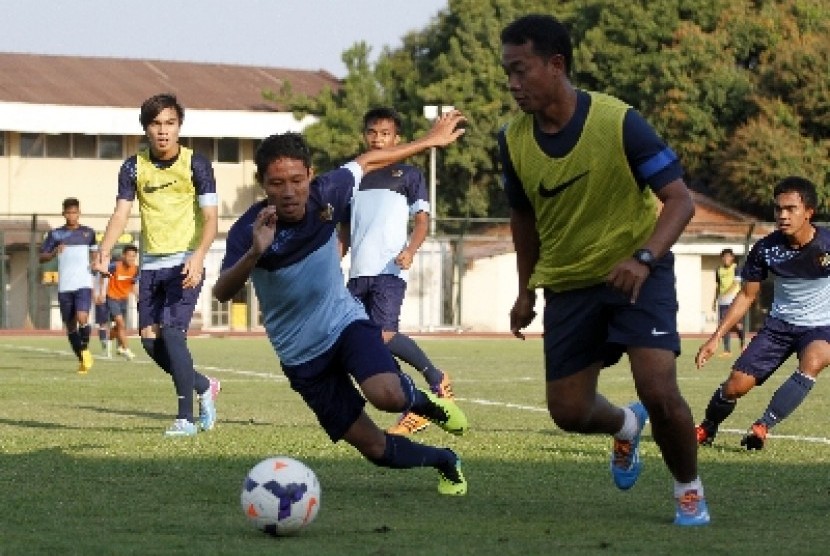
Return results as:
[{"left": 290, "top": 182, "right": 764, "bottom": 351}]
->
[
  {"left": 713, "top": 248, "right": 745, "bottom": 356},
  {"left": 40, "top": 197, "right": 96, "bottom": 374}
]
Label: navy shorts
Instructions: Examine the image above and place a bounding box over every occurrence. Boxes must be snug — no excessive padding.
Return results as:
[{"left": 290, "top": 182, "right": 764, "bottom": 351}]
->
[
  {"left": 734, "top": 316, "right": 830, "bottom": 385},
  {"left": 137, "top": 265, "right": 203, "bottom": 331},
  {"left": 542, "top": 253, "right": 680, "bottom": 381},
  {"left": 107, "top": 297, "right": 129, "bottom": 318},
  {"left": 281, "top": 319, "right": 400, "bottom": 442},
  {"left": 347, "top": 275, "right": 406, "bottom": 332},
  {"left": 58, "top": 288, "right": 92, "bottom": 325},
  {"left": 95, "top": 302, "right": 109, "bottom": 325}
]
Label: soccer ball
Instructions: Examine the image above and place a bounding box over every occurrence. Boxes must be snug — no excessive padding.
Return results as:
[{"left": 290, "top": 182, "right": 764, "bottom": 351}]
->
[{"left": 241, "top": 456, "right": 321, "bottom": 536}]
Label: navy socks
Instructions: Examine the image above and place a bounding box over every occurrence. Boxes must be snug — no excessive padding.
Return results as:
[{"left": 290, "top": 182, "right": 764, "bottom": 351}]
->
[{"left": 388, "top": 334, "right": 443, "bottom": 388}]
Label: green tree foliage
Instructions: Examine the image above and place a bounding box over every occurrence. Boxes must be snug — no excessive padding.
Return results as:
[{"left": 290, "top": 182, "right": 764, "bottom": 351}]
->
[{"left": 270, "top": 0, "right": 829, "bottom": 220}]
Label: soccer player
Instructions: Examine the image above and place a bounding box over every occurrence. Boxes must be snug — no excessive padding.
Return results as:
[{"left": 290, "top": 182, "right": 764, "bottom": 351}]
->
[
  {"left": 40, "top": 197, "right": 96, "bottom": 374},
  {"left": 94, "top": 93, "right": 220, "bottom": 437},
  {"left": 91, "top": 246, "right": 112, "bottom": 358},
  {"left": 213, "top": 111, "right": 470, "bottom": 495},
  {"left": 106, "top": 244, "right": 139, "bottom": 361},
  {"left": 499, "top": 14, "right": 709, "bottom": 525},
  {"left": 695, "top": 177, "right": 830, "bottom": 451},
  {"left": 339, "top": 107, "right": 454, "bottom": 436},
  {"left": 713, "top": 248, "right": 745, "bottom": 356}
]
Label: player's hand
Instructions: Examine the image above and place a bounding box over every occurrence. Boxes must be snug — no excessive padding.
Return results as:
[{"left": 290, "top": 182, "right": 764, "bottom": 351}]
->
[
  {"left": 54, "top": 243, "right": 66, "bottom": 256},
  {"left": 182, "top": 252, "right": 205, "bottom": 289},
  {"left": 395, "top": 249, "right": 414, "bottom": 270},
  {"left": 251, "top": 205, "right": 278, "bottom": 256},
  {"left": 425, "top": 110, "right": 467, "bottom": 148},
  {"left": 92, "top": 250, "right": 111, "bottom": 275},
  {"left": 509, "top": 293, "right": 537, "bottom": 340},
  {"left": 606, "top": 258, "right": 650, "bottom": 304},
  {"left": 695, "top": 338, "right": 719, "bottom": 369}
]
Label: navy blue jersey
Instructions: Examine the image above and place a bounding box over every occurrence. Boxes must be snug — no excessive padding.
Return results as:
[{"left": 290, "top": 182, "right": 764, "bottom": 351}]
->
[{"left": 742, "top": 227, "right": 830, "bottom": 326}]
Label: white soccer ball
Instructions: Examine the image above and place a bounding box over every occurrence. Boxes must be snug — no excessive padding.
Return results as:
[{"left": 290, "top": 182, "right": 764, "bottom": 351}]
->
[{"left": 241, "top": 456, "right": 321, "bottom": 536}]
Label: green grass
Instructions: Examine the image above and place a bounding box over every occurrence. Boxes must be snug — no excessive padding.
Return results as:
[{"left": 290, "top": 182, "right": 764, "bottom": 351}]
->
[{"left": 0, "top": 336, "right": 828, "bottom": 555}]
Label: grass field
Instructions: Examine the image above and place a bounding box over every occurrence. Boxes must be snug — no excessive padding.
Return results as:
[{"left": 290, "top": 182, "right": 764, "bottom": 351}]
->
[{"left": 0, "top": 335, "right": 828, "bottom": 555}]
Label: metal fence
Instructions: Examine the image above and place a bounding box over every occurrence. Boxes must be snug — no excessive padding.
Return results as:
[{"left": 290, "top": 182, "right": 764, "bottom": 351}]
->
[{"left": 0, "top": 214, "right": 786, "bottom": 331}]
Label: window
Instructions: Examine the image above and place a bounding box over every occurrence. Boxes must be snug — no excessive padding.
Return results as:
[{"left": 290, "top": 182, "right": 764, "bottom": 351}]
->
[
  {"left": 45, "top": 134, "right": 71, "bottom": 158},
  {"left": 190, "top": 137, "right": 214, "bottom": 160},
  {"left": 20, "top": 133, "right": 45, "bottom": 157},
  {"left": 210, "top": 298, "right": 230, "bottom": 327},
  {"left": 98, "top": 135, "right": 123, "bottom": 159},
  {"left": 72, "top": 134, "right": 96, "bottom": 158},
  {"left": 217, "top": 138, "right": 240, "bottom": 163}
]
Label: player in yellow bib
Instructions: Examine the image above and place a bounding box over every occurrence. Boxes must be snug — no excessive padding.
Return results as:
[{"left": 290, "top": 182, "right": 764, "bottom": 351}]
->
[
  {"left": 713, "top": 248, "right": 746, "bottom": 356},
  {"left": 500, "top": 14, "right": 708, "bottom": 526}
]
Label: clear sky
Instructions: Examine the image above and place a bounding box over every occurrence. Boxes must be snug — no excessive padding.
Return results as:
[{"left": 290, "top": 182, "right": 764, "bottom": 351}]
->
[{"left": 0, "top": 0, "right": 448, "bottom": 78}]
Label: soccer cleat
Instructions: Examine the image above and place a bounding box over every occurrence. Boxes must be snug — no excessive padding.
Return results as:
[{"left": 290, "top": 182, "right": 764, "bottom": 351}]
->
[
  {"left": 198, "top": 378, "right": 221, "bottom": 431},
  {"left": 387, "top": 412, "right": 430, "bottom": 435},
  {"left": 674, "top": 489, "right": 711, "bottom": 526},
  {"left": 740, "top": 422, "right": 768, "bottom": 450},
  {"left": 423, "top": 390, "right": 468, "bottom": 436},
  {"left": 696, "top": 421, "right": 717, "bottom": 446},
  {"left": 80, "top": 349, "right": 94, "bottom": 373},
  {"left": 77, "top": 361, "right": 88, "bottom": 375},
  {"left": 717, "top": 351, "right": 732, "bottom": 358},
  {"left": 117, "top": 347, "right": 136, "bottom": 361},
  {"left": 430, "top": 370, "right": 454, "bottom": 399},
  {"left": 437, "top": 452, "right": 467, "bottom": 496},
  {"left": 611, "top": 401, "right": 648, "bottom": 490},
  {"left": 164, "top": 418, "right": 198, "bottom": 437}
]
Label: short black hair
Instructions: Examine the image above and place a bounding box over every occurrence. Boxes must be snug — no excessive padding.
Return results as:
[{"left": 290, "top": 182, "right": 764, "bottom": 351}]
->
[
  {"left": 363, "top": 107, "right": 403, "bottom": 134},
  {"left": 501, "top": 14, "right": 573, "bottom": 75},
  {"left": 773, "top": 176, "right": 818, "bottom": 210},
  {"left": 121, "top": 244, "right": 138, "bottom": 255},
  {"left": 720, "top": 248, "right": 734, "bottom": 257},
  {"left": 254, "top": 132, "right": 312, "bottom": 183},
  {"left": 62, "top": 197, "right": 79, "bottom": 211},
  {"left": 140, "top": 93, "right": 184, "bottom": 129}
]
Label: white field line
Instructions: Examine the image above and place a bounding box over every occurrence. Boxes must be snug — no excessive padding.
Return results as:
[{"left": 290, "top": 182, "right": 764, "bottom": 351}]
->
[{"left": 5, "top": 344, "right": 828, "bottom": 445}]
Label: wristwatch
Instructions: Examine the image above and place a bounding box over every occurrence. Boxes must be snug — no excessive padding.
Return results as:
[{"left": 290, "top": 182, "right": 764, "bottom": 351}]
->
[{"left": 633, "top": 248, "right": 656, "bottom": 271}]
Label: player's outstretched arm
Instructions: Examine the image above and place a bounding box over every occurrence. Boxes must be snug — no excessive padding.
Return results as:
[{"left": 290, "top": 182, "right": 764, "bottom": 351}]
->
[
  {"left": 213, "top": 206, "right": 277, "bottom": 302},
  {"left": 354, "top": 110, "right": 466, "bottom": 175},
  {"left": 695, "top": 281, "right": 759, "bottom": 368}
]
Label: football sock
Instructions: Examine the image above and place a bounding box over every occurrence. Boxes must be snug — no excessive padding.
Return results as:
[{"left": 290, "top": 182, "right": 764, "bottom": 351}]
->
[
  {"left": 141, "top": 337, "right": 172, "bottom": 374},
  {"left": 160, "top": 327, "right": 196, "bottom": 422},
  {"left": 759, "top": 370, "right": 815, "bottom": 428},
  {"left": 723, "top": 335, "right": 731, "bottom": 352},
  {"left": 67, "top": 329, "right": 82, "bottom": 358},
  {"left": 704, "top": 386, "right": 736, "bottom": 426},
  {"left": 405, "top": 379, "right": 450, "bottom": 423},
  {"left": 388, "top": 334, "right": 443, "bottom": 387},
  {"left": 78, "top": 323, "right": 91, "bottom": 350},
  {"left": 368, "top": 432, "right": 455, "bottom": 471},
  {"left": 614, "top": 406, "right": 638, "bottom": 441},
  {"left": 98, "top": 327, "right": 107, "bottom": 342},
  {"left": 674, "top": 477, "right": 704, "bottom": 498},
  {"left": 737, "top": 326, "right": 746, "bottom": 349},
  {"left": 194, "top": 372, "right": 210, "bottom": 395}
]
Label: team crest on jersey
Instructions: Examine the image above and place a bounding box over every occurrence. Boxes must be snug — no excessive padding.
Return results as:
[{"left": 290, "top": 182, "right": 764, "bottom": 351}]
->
[
  {"left": 319, "top": 203, "right": 334, "bottom": 221},
  {"left": 392, "top": 169, "right": 403, "bottom": 177},
  {"left": 818, "top": 252, "right": 830, "bottom": 268}
]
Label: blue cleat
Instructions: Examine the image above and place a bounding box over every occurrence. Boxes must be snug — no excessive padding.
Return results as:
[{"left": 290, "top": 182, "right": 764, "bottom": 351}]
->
[
  {"left": 164, "top": 418, "right": 198, "bottom": 437},
  {"left": 674, "top": 490, "right": 711, "bottom": 526},
  {"left": 198, "top": 378, "right": 221, "bottom": 431},
  {"left": 610, "top": 401, "right": 648, "bottom": 490}
]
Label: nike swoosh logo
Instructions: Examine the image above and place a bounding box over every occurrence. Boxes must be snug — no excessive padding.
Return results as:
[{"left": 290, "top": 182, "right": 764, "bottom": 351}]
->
[
  {"left": 538, "top": 170, "right": 589, "bottom": 198},
  {"left": 143, "top": 181, "right": 175, "bottom": 194},
  {"left": 651, "top": 328, "right": 669, "bottom": 336}
]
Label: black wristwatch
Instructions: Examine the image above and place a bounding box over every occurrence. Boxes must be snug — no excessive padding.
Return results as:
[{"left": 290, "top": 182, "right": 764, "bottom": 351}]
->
[{"left": 633, "top": 248, "right": 656, "bottom": 271}]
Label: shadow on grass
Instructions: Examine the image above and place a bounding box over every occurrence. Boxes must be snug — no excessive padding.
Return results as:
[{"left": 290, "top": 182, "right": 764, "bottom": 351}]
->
[{"left": 1, "top": 446, "right": 829, "bottom": 556}]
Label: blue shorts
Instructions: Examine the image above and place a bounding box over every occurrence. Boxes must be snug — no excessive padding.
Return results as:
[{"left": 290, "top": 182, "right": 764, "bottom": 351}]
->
[
  {"left": 95, "top": 302, "right": 109, "bottom": 325},
  {"left": 542, "top": 252, "right": 680, "bottom": 381},
  {"left": 734, "top": 316, "right": 830, "bottom": 385},
  {"left": 347, "top": 275, "right": 406, "bottom": 332},
  {"left": 58, "top": 288, "right": 92, "bottom": 325},
  {"left": 107, "top": 297, "right": 129, "bottom": 318},
  {"left": 137, "top": 265, "right": 203, "bottom": 331},
  {"left": 281, "top": 319, "right": 399, "bottom": 442}
]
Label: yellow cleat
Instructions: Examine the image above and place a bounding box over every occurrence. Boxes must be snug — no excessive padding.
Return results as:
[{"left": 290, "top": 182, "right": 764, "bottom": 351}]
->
[
  {"left": 424, "top": 390, "right": 468, "bottom": 436},
  {"left": 77, "top": 361, "right": 88, "bottom": 375},
  {"left": 387, "top": 412, "right": 430, "bottom": 436},
  {"left": 437, "top": 454, "right": 467, "bottom": 496},
  {"left": 80, "top": 349, "right": 93, "bottom": 373}
]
